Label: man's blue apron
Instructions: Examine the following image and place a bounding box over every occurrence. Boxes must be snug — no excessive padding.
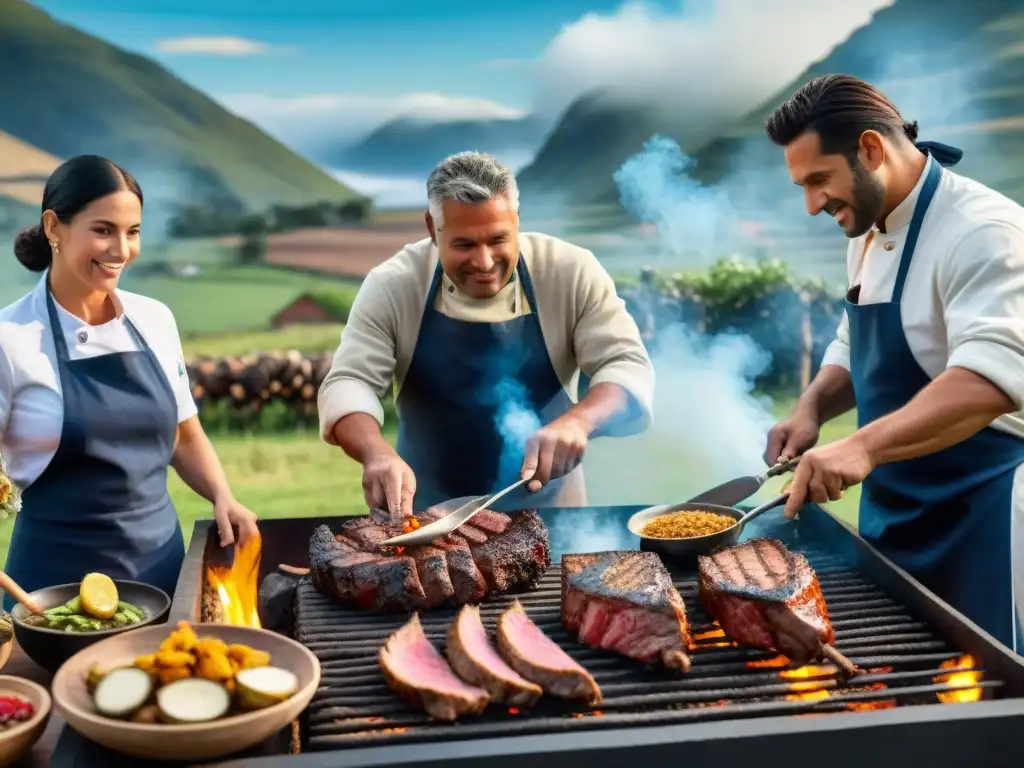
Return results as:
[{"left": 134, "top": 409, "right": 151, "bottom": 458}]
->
[
  {"left": 3, "top": 285, "right": 184, "bottom": 611},
  {"left": 849, "top": 151, "right": 1024, "bottom": 651},
  {"left": 395, "top": 258, "right": 580, "bottom": 512}
]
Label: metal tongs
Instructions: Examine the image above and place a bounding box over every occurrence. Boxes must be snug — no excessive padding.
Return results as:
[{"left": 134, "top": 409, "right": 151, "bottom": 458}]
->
[
  {"left": 687, "top": 456, "right": 801, "bottom": 507},
  {"left": 379, "top": 478, "right": 529, "bottom": 548}
]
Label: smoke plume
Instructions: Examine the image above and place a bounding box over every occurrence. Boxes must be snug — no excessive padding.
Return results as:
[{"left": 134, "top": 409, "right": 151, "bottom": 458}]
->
[
  {"left": 584, "top": 137, "right": 780, "bottom": 507},
  {"left": 613, "top": 134, "right": 744, "bottom": 255}
]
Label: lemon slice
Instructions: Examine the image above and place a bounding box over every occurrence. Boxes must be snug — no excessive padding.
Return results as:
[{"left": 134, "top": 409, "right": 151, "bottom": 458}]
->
[{"left": 80, "top": 573, "right": 119, "bottom": 619}]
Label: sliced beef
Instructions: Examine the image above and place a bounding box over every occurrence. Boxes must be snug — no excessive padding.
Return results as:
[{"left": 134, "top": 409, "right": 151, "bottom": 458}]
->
[
  {"left": 449, "top": 525, "right": 489, "bottom": 545},
  {"left": 446, "top": 605, "right": 543, "bottom": 708},
  {"left": 339, "top": 517, "right": 396, "bottom": 549},
  {"left": 470, "top": 510, "right": 551, "bottom": 593},
  {"left": 430, "top": 536, "right": 488, "bottom": 604},
  {"left": 697, "top": 538, "right": 834, "bottom": 666},
  {"left": 309, "top": 508, "right": 549, "bottom": 613},
  {"left": 561, "top": 552, "right": 691, "bottom": 671},
  {"left": 408, "top": 545, "right": 455, "bottom": 608},
  {"left": 466, "top": 509, "right": 511, "bottom": 535},
  {"left": 308, "top": 527, "right": 427, "bottom": 613},
  {"left": 496, "top": 601, "right": 601, "bottom": 705},
  {"left": 380, "top": 614, "right": 490, "bottom": 722}
]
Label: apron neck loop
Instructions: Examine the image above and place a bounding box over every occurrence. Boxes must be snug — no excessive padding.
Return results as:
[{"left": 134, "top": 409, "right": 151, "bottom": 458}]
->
[
  {"left": 892, "top": 158, "right": 943, "bottom": 302},
  {"left": 428, "top": 255, "right": 532, "bottom": 311},
  {"left": 915, "top": 141, "right": 963, "bottom": 168},
  {"left": 43, "top": 275, "right": 71, "bottom": 364}
]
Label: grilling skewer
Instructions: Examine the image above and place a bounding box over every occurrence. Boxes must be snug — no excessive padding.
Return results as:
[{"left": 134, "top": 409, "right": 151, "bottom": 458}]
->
[{"left": 820, "top": 643, "right": 861, "bottom": 680}]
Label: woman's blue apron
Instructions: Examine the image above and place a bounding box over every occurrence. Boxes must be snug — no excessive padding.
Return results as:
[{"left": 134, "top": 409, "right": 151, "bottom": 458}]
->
[
  {"left": 848, "top": 152, "right": 1024, "bottom": 651},
  {"left": 3, "top": 286, "right": 184, "bottom": 611},
  {"left": 395, "top": 259, "right": 583, "bottom": 512}
]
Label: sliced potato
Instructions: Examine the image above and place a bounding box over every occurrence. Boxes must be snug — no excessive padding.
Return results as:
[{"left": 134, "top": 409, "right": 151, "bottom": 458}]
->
[
  {"left": 93, "top": 667, "right": 153, "bottom": 719},
  {"left": 235, "top": 666, "right": 299, "bottom": 710},
  {"left": 156, "top": 678, "right": 231, "bottom": 724}
]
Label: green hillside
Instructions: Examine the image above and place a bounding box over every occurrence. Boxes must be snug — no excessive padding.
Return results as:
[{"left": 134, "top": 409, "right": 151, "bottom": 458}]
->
[
  {"left": 519, "top": 0, "right": 1024, "bottom": 248},
  {"left": 0, "top": 0, "right": 365, "bottom": 223},
  {"left": 517, "top": 88, "right": 715, "bottom": 210}
]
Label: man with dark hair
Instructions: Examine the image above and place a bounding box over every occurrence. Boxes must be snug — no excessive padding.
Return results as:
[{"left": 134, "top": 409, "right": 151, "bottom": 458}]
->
[{"left": 763, "top": 74, "right": 1024, "bottom": 652}]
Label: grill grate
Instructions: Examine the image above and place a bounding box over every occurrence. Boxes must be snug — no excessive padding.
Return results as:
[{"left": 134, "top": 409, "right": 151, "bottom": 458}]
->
[{"left": 294, "top": 547, "right": 998, "bottom": 752}]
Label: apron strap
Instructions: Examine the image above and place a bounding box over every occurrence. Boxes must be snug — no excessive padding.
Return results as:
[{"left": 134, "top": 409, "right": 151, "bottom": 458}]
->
[
  {"left": 516, "top": 257, "right": 538, "bottom": 310},
  {"left": 892, "top": 157, "right": 943, "bottom": 304},
  {"left": 43, "top": 279, "right": 70, "bottom": 364}
]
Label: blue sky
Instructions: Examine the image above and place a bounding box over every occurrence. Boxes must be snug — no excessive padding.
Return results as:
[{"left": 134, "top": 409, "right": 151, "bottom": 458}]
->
[
  {"left": 28, "top": 0, "right": 893, "bottom": 159},
  {"left": 31, "top": 0, "right": 643, "bottom": 108}
]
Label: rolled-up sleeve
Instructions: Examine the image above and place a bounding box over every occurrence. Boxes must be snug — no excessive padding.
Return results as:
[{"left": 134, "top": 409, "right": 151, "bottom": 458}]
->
[
  {"left": 820, "top": 310, "right": 852, "bottom": 371},
  {"left": 317, "top": 271, "right": 398, "bottom": 443},
  {"left": 573, "top": 251, "right": 655, "bottom": 435},
  {"left": 943, "top": 222, "right": 1024, "bottom": 408}
]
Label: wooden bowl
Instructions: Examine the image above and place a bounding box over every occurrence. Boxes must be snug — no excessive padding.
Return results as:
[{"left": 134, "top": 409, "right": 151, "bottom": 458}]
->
[
  {"left": 0, "top": 675, "right": 52, "bottom": 767},
  {"left": 51, "top": 623, "right": 321, "bottom": 762},
  {"left": 11, "top": 581, "right": 171, "bottom": 674}
]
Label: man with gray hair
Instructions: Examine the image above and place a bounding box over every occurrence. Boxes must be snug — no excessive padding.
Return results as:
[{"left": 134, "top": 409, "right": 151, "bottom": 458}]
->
[{"left": 318, "top": 151, "right": 654, "bottom": 518}]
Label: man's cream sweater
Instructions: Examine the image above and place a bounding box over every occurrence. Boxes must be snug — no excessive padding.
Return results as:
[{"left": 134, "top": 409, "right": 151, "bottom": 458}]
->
[{"left": 317, "top": 232, "right": 655, "bottom": 443}]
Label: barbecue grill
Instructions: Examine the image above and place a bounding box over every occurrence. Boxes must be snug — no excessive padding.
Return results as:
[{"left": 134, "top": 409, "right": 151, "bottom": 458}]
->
[{"left": 51, "top": 503, "right": 1024, "bottom": 767}]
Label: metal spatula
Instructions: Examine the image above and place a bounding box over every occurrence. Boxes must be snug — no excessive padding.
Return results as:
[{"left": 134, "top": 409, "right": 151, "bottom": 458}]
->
[
  {"left": 379, "top": 478, "right": 529, "bottom": 548},
  {"left": 687, "top": 456, "right": 801, "bottom": 507}
]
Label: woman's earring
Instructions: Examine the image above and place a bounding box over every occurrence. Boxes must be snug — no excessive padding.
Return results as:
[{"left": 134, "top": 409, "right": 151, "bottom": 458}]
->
[{"left": 49, "top": 241, "right": 59, "bottom": 256}]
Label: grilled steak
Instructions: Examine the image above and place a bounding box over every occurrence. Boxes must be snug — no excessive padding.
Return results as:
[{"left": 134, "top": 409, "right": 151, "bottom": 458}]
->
[
  {"left": 496, "top": 601, "right": 601, "bottom": 705},
  {"left": 446, "top": 605, "right": 543, "bottom": 707},
  {"left": 309, "top": 509, "right": 550, "bottom": 613},
  {"left": 561, "top": 551, "right": 692, "bottom": 671},
  {"left": 430, "top": 536, "right": 488, "bottom": 605},
  {"left": 697, "top": 538, "right": 834, "bottom": 665},
  {"left": 309, "top": 528, "right": 426, "bottom": 613},
  {"left": 380, "top": 614, "right": 490, "bottom": 722}
]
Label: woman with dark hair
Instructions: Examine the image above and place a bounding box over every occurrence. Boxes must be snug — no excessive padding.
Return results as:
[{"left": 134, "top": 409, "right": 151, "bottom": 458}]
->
[{"left": 0, "top": 154, "right": 259, "bottom": 610}]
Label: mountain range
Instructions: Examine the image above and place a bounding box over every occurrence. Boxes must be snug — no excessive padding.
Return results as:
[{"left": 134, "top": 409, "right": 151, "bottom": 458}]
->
[
  {"left": 519, "top": 0, "right": 1024, "bottom": 227},
  {"left": 0, "top": 0, "right": 363, "bottom": 236},
  {"left": 322, "top": 114, "right": 547, "bottom": 179}
]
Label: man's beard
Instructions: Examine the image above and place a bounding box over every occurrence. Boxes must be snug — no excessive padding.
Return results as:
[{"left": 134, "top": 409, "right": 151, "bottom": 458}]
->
[{"left": 828, "top": 160, "right": 886, "bottom": 238}]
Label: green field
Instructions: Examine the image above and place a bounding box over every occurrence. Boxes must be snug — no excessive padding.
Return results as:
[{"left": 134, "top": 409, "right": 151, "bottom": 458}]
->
[
  {"left": 182, "top": 323, "right": 346, "bottom": 358},
  {"left": 0, "top": 403, "right": 859, "bottom": 570},
  {"left": 128, "top": 266, "right": 359, "bottom": 338}
]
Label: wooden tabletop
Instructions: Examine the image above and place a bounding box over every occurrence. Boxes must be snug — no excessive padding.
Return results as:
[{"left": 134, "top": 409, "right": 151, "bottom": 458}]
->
[{"left": 4, "top": 640, "right": 62, "bottom": 767}]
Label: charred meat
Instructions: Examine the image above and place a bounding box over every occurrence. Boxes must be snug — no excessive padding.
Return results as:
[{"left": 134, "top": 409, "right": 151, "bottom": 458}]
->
[
  {"left": 698, "top": 538, "right": 838, "bottom": 667},
  {"left": 562, "top": 551, "right": 691, "bottom": 671},
  {"left": 309, "top": 510, "right": 551, "bottom": 613},
  {"left": 446, "top": 605, "right": 543, "bottom": 708},
  {"left": 496, "top": 600, "right": 601, "bottom": 705},
  {"left": 379, "top": 614, "right": 490, "bottom": 722}
]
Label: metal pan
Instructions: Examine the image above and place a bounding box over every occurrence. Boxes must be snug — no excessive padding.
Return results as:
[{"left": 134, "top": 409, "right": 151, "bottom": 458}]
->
[{"left": 626, "top": 493, "right": 790, "bottom": 566}]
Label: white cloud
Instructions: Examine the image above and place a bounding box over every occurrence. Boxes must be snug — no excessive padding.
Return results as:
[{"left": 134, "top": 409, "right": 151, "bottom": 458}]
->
[
  {"left": 155, "top": 36, "right": 284, "bottom": 56},
  {"left": 221, "top": 92, "right": 529, "bottom": 153},
  {"left": 532, "top": 0, "right": 896, "bottom": 122}
]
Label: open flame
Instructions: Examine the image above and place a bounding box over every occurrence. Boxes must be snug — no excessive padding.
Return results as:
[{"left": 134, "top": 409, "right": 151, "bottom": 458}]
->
[
  {"left": 205, "top": 534, "right": 262, "bottom": 627},
  {"left": 934, "top": 655, "right": 983, "bottom": 704},
  {"left": 745, "top": 656, "right": 897, "bottom": 710}
]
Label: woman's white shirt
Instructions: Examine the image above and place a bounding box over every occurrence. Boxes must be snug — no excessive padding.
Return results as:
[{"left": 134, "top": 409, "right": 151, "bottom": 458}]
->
[{"left": 0, "top": 273, "right": 197, "bottom": 489}]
